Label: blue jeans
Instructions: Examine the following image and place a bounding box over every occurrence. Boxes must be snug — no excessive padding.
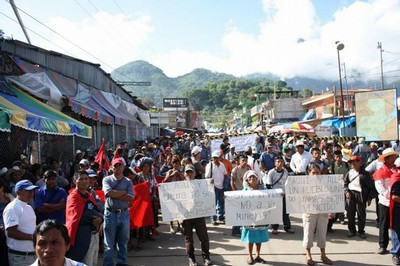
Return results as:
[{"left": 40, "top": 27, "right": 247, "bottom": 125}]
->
[
  {"left": 391, "top": 207, "right": 400, "bottom": 255},
  {"left": 103, "top": 209, "right": 130, "bottom": 266},
  {"left": 211, "top": 187, "right": 225, "bottom": 222}
]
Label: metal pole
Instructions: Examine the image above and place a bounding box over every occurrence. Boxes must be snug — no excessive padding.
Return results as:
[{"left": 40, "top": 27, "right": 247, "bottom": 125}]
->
[
  {"left": 9, "top": 0, "right": 31, "bottom": 44},
  {"left": 343, "top": 63, "right": 350, "bottom": 113},
  {"left": 377, "top": 42, "right": 384, "bottom": 90},
  {"left": 336, "top": 43, "right": 346, "bottom": 136},
  {"left": 37, "top": 133, "right": 41, "bottom": 164}
]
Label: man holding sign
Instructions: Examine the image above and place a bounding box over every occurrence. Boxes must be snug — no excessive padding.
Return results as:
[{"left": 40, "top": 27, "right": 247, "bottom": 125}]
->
[{"left": 181, "top": 164, "right": 212, "bottom": 266}]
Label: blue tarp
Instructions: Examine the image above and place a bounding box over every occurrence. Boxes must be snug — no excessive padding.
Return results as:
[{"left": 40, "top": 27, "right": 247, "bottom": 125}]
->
[{"left": 321, "top": 116, "right": 356, "bottom": 128}]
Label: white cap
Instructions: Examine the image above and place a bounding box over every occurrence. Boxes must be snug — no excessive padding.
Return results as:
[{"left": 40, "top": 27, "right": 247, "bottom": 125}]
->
[
  {"left": 212, "top": 150, "right": 221, "bottom": 158},
  {"left": 75, "top": 149, "right": 82, "bottom": 155},
  {"left": 191, "top": 146, "right": 202, "bottom": 155},
  {"left": 79, "top": 159, "right": 89, "bottom": 166},
  {"left": 395, "top": 157, "right": 400, "bottom": 168}
]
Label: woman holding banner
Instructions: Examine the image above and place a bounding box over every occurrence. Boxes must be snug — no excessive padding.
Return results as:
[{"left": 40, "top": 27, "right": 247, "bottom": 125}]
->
[
  {"left": 241, "top": 170, "right": 268, "bottom": 265},
  {"left": 303, "top": 163, "right": 333, "bottom": 266}
]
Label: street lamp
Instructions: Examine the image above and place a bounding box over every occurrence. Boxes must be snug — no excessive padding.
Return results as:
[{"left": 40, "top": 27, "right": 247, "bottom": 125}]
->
[{"left": 336, "top": 41, "right": 346, "bottom": 136}]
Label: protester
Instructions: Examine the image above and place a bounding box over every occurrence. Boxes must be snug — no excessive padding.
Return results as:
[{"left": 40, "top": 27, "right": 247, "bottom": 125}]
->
[
  {"left": 390, "top": 158, "right": 400, "bottom": 265},
  {"left": 0, "top": 180, "right": 14, "bottom": 266},
  {"left": 241, "top": 170, "right": 269, "bottom": 265},
  {"left": 290, "top": 140, "right": 313, "bottom": 175},
  {"left": 303, "top": 163, "right": 333, "bottom": 266},
  {"left": 181, "top": 164, "right": 212, "bottom": 266},
  {"left": 344, "top": 155, "right": 376, "bottom": 239},
  {"left": 264, "top": 156, "right": 294, "bottom": 235},
  {"left": 205, "top": 150, "right": 227, "bottom": 225},
  {"left": 3, "top": 180, "right": 38, "bottom": 266},
  {"left": 374, "top": 148, "right": 399, "bottom": 255},
  {"left": 66, "top": 170, "right": 103, "bottom": 266},
  {"left": 102, "top": 158, "right": 134, "bottom": 266},
  {"left": 31, "top": 219, "right": 87, "bottom": 266},
  {"left": 34, "top": 170, "right": 68, "bottom": 224}
]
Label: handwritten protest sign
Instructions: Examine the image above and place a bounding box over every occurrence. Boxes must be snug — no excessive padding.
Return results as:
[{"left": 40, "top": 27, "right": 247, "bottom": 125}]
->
[
  {"left": 285, "top": 174, "right": 345, "bottom": 214},
  {"left": 158, "top": 179, "right": 215, "bottom": 221},
  {"left": 224, "top": 189, "right": 283, "bottom": 226},
  {"left": 211, "top": 134, "right": 257, "bottom": 153}
]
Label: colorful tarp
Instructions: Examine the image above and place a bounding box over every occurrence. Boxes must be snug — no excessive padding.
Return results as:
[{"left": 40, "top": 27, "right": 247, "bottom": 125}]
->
[
  {"left": 11, "top": 56, "right": 114, "bottom": 124},
  {"left": 0, "top": 85, "right": 92, "bottom": 138}
]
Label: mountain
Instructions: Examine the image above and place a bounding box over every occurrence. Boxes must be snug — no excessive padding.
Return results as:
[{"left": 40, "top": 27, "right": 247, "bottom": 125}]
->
[
  {"left": 111, "top": 61, "right": 236, "bottom": 106},
  {"left": 111, "top": 60, "right": 373, "bottom": 105}
]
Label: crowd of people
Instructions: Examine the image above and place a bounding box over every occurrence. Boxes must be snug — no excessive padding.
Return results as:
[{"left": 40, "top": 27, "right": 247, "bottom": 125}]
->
[{"left": 1, "top": 132, "right": 400, "bottom": 265}]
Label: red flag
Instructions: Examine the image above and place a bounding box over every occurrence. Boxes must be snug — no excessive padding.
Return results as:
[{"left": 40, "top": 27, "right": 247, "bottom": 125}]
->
[
  {"left": 95, "top": 138, "right": 110, "bottom": 171},
  {"left": 130, "top": 181, "right": 155, "bottom": 229}
]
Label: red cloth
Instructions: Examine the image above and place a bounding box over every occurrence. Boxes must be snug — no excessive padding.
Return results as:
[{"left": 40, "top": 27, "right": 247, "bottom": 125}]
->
[
  {"left": 66, "top": 189, "right": 98, "bottom": 246},
  {"left": 373, "top": 164, "right": 393, "bottom": 181},
  {"left": 95, "top": 138, "right": 110, "bottom": 171},
  {"left": 129, "top": 181, "right": 154, "bottom": 230},
  {"left": 94, "top": 190, "right": 105, "bottom": 203},
  {"left": 390, "top": 170, "right": 400, "bottom": 228}
]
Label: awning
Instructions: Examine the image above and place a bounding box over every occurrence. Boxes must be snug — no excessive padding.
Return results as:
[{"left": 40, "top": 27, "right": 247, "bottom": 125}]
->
[
  {"left": 11, "top": 56, "right": 114, "bottom": 125},
  {"left": 91, "top": 89, "right": 136, "bottom": 127},
  {"left": 0, "top": 84, "right": 92, "bottom": 138}
]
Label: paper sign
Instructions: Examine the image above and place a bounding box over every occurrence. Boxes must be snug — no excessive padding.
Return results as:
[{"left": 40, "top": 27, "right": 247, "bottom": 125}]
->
[
  {"left": 285, "top": 174, "right": 345, "bottom": 214},
  {"left": 224, "top": 189, "right": 283, "bottom": 226},
  {"left": 158, "top": 179, "right": 215, "bottom": 221}
]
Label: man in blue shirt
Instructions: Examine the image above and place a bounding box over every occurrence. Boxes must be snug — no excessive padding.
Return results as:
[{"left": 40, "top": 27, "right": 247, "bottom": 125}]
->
[
  {"left": 34, "top": 170, "right": 68, "bottom": 224},
  {"left": 259, "top": 143, "right": 277, "bottom": 176}
]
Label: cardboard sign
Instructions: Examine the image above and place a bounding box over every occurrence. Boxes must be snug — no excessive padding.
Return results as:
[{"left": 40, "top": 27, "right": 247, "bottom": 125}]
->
[
  {"left": 285, "top": 174, "right": 345, "bottom": 214},
  {"left": 224, "top": 189, "right": 283, "bottom": 226},
  {"left": 158, "top": 179, "right": 215, "bottom": 221}
]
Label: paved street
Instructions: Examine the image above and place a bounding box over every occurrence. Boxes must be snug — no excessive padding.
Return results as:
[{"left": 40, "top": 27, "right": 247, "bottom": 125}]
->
[{"left": 102, "top": 201, "right": 393, "bottom": 266}]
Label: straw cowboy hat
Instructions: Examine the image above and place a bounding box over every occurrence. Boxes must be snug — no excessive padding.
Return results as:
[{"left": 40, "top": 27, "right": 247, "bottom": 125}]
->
[{"left": 380, "top": 148, "right": 398, "bottom": 159}]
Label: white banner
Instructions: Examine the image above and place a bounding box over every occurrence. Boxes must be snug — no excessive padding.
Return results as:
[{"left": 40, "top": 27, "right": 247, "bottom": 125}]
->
[
  {"left": 224, "top": 189, "right": 283, "bottom": 226},
  {"left": 211, "top": 134, "right": 257, "bottom": 153},
  {"left": 158, "top": 179, "right": 215, "bottom": 222},
  {"left": 285, "top": 174, "right": 345, "bottom": 214}
]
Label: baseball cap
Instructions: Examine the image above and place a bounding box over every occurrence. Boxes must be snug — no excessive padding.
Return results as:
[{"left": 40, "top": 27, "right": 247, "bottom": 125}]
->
[
  {"left": 184, "top": 164, "right": 195, "bottom": 172},
  {"left": 75, "top": 150, "right": 82, "bottom": 155},
  {"left": 191, "top": 146, "right": 202, "bottom": 155},
  {"left": 347, "top": 155, "right": 362, "bottom": 163},
  {"left": 86, "top": 169, "right": 97, "bottom": 177},
  {"left": 79, "top": 159, "right": 89, "bottom": 166},
  {"left": 111, "top": 158, "right": 124, "bottom": 166},
  {"left": 15, "top": 180, "right": 38, "bottom": 192},
  {"left": 212, "top": 150, "right": 221, "bottom": 158}
]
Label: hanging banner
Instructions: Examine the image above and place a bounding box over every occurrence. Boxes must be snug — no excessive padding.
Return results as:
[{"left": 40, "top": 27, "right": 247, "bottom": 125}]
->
[
  {"left": 285, "top": 174, "right": 345, "bottom": 214},
  {"left": 158, "top": 179, "right": 215, "bottom": 221},
  {"left": 224, "top": 189, "right": 283, "bottom": 226},
  {"left": 211, "top": 134, "right": 257, "bottom": 153}
]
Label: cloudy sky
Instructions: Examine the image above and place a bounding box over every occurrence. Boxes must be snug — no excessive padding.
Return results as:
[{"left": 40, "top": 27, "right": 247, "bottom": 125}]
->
[{"left": 2, "top": 0, "right": 400, "bottom": 85}]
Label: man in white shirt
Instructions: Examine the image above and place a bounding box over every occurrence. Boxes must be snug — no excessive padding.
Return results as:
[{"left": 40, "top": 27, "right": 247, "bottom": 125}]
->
[
  {"left": 290, "top": 140, "right": 313, "bottom": 175},
  {"left": 205, "top": 150, "right": 227, "bottom": 225},
  {"left": 4, "top": 179, "right": 38, "bottom": 266}
]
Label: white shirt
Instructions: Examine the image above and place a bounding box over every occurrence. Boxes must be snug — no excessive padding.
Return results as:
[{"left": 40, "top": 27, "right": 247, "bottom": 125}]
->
[
  {"left": 375, "top": 176, "right": 391, "bottom": 207},
  {"left": 348, "top": 169, "right": 362, "bottom": 192},
  {"left": 247, "top": 155, "right": 262, "bottom": 178},
  {"left": 205, "top": 162, "right": 227, "bottom": 190},
  {"left": 3, "top": 198, "right": 36, "bottom": 252},
  {"left": 31, "top": 257, "right": 87, "bottom": 266},
  {"left": 290, "top": 151, "right": 313, "bottom": 174}
]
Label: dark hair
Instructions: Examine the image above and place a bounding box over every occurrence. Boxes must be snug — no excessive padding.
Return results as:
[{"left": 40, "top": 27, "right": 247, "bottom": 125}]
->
[
  {"left": 31, "top": 163, "right": 42, "bottom": 175},
  {"left": 123, "top": 167, "right": 135, "bottom": 177},
  {"left": 90, "top": 162, "right": 99, "bottom": 171},
  {"left": 43, "top": 170, "right": 57, "bottom": 179},
  {"left": 306, "top": 162, "right": 321, "bottom": 174},
  {"left": 33, "top": 219, "right": 70, "bottom": 246},
  {"left": 275, "top": 156, "right": 284, "bottom": 161},
  {"left": 73, "top": 170, "right": 88, "bottom": 180},
  {"left": 333, "top": 150, "right": 343, "bottom": 156}
]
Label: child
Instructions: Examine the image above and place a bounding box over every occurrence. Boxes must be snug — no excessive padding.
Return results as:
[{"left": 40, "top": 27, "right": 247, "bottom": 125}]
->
[
  {"left": 303, "top": 163, "right": 333, "bottom": 265},
  {"left": 241, "top": 170, "right": 268, "bottom": 265}
]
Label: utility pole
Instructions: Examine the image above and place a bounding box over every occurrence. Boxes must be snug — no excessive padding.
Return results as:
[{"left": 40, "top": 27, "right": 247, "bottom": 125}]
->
[
  {"left": 9, "top": 0, "right": 31, "bottom": 44},
  {"left": 377, "top": 42, "right": 384, "bottom": 90}
]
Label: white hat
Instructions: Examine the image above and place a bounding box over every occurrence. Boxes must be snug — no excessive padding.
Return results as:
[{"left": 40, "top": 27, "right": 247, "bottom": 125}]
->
[
  {"left": 0, "top": 167, "right": 8, "bottom": 176},
  {"left": 295, "top": 140, "right": 305, "bottom": 147},
  {"left": 191, "top": 146, "right": 202, "bottom": 155},
  {"left": 79, "top": 159, "right": 89, "bottom": 166},
  {"left": 75, "top": 150, "right": 82, "bottom": 155},
  {"left": 212, "top": 150, "right": 221, "bottom": 158}
]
